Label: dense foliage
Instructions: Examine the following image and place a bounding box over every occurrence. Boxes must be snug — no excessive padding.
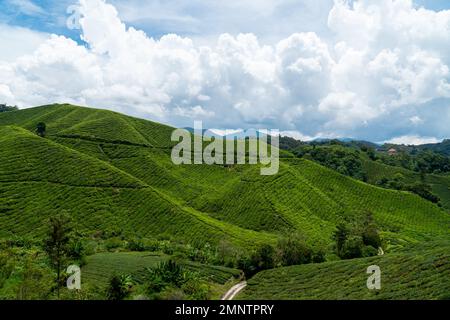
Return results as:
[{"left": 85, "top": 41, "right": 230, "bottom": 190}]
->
[
  {"left": 238, "top": 235, "right": 325, "bottom": 277},
  {"left": 378, "top": 149, "right": 450, "bottom": 174},
  {"left": 333, "top": 213, "right": 381, "bottom": 260},
  {"left": 0, "top": 104, "right": 18, "bottom": 113},
  {"left": 279, "top": 137, "right": 450, "bottom": 206},
  {"left": 288, "top": 143, "right": 367, "bottom": 181},
  {"left": 144, "top": 260, "right": 209, "bottom": 300}
]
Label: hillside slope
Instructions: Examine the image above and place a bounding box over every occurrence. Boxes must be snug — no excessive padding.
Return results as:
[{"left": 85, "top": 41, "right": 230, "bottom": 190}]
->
[
  {"left": 240, "top": 241, "right": 450, "bottom": 300},
  {"left": 362, "top": 159, "right": 450, "bottom": 211},
  {"left": 1, "top": 104, "right": 449, "bottom": 250}
]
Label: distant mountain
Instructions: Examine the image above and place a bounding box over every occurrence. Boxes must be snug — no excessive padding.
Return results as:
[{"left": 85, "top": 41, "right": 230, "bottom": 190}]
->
[{"left": 416, "top": 139, "right": 450, "bottom": 156}]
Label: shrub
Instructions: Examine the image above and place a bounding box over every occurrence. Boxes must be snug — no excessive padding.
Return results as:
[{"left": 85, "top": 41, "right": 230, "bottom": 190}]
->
[
  {"left": 186, "top": 243, "right": 216, "bottom": 264},
  {"left": 362, "top": 245, "right": 378, "bottom": 258},
  {"left": 311, "top": 249, "right": 326, "bottom": 263},
  {"left": 145, "top": 260, "right": 209, "bottom": 300},
  {"left": 36, "top": 122, "right": 46, "bottom": 137},
  {"left": 104, "top": 238, "right": 123, "bottom": 251},
  {"left": 146, "top": 260, "right": 184, "bottom": 293},
  {"left": 334, "top": 213, "right": 382, "bottom": 260},
  {"left": 362, "top": 224, "right": 382, "bottom": 249},
  {"left": 126, "top": 238, "right": 146, "bottom": 252},
  {"left": 181, "top": 279, "right": 209, "bottom": 300},
  {"left": 340, "top": 235, "right": 364, "bottom": 259},
  {"left": 0, "top": 104, "right": 18, "bottom": 112},
  {"left": 106, "top": 274, "right": 133, "bottom": 300},
  {"left": 251, "top": 244, "right": 275, "bottom": 271},
  {"left": 17, "top": 257, "right": 54, "bottom": 300},
  {"left": 0, "top": 251, "right": 14, "bottom": 289},
  {"left": 67, "top": 238, "right": 87, "bottom": 266}
]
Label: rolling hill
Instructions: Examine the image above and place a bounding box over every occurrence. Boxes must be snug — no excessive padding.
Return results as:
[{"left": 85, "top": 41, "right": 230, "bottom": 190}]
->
[
  {"left": 362, "top": 158, "right": 450, "bottom": 211},
  {"left": 1, "top": 104, "right": 450, "bottom": 251},
  {"left": 239, "top": 241, "right": 450, "bottom": 300}
]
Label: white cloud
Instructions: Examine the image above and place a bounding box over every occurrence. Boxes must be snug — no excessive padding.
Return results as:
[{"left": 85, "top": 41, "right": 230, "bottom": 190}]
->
[
  {"left": 385, "top": 135, "right": 441, "bottom": 145},
  {"left": 0, "top": 84, "right": 14, "bottom": 101},
  {"left": 280, "top": 131, "right": 316, "bottom": 141},
  {"left": 208, "top": 129, "right": 243, "bottom": 136},
  {"left": 1, "top": 0, "right": 450, "bottom": 142},
  {"left": 109, "top": 0, "right": 334, "bottom": 44},
  {"left": 174, "top": 105, "right": 215, "bottom": 119},
  {"left": 0, "top": 24, "right": 49, "bottom": 62},
  {"left": 409, "top": 116, "right": 423, "bottom": 125}
]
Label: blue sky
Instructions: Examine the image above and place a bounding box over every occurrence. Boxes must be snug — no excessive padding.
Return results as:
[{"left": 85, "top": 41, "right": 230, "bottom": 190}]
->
[{"left": 1, "top": 0, "right": 450, "bottom": 144}]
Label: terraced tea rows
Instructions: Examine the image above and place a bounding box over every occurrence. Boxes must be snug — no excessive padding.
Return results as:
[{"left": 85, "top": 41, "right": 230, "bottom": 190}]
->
[
  {"left": 362, "top": 159, "right": 450, "bottom": 211},
  {"left": 1, "top": 104, "right": 450, "bottom": 253},
  {"left": 240, "top": 241, "right": 450, "bottom": 300},
  {"left": 82, "top": 251, "right": 241, "bottom": 289}
]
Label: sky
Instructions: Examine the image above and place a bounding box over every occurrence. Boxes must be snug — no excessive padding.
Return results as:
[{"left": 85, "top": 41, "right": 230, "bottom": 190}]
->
[{"left": 1, "top": 0, "right": 450, "bottom": 144}]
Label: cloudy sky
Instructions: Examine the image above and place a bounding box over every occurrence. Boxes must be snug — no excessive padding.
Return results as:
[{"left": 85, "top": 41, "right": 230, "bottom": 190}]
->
[{"left": 1, "top": 0, "right": 450, "bottom": 144}]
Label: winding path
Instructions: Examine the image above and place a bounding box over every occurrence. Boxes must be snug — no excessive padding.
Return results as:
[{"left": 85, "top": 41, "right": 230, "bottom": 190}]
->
[{"left": 221, "top": 281, "right": 247, "bottom": 300}]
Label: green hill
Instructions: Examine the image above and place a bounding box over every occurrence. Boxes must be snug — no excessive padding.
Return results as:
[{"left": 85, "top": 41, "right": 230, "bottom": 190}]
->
[
  {"left": 239, "top": 241, "right": 450, "bottom": 300},
  {"left": 1, "top": 104, "right": 450, "bottom": 250},
  {"left": 362, "top": 159, "right": 450, "bottom": 211},
  {"left": 1, "top": 104, "right": 450, "bottom": 300}
]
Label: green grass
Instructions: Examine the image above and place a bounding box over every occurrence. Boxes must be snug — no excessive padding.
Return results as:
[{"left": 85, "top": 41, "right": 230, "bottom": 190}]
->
[
  {"left": 240, "top": 241, "right": 450, "bottom": 300},
  {"left": 1, "top": 104, "right": 450, "bottom": 251},
  {"left": 82, "top": 251, "right": 241, "bottom": 289}
]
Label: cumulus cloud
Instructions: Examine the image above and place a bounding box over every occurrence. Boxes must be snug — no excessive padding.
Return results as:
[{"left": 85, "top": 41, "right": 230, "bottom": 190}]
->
[
  {"left": 1, "top": 0, "right": 450, "bottom": 142},
  {"left": 0, "top": 24, "right": 49, "bottom": 62},
  {"left": 385, "top": 135, "right": 441, "bottom": 145}
]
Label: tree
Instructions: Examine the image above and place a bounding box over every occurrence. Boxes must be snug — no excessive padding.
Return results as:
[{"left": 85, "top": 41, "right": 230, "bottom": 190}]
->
[
  {"left": 333, "top": 223, "right": 349, "bottom": 257},
  {"left": 361, "top": 213, "right": 382, "bottom": 249},
  {"left": 36, "top": 122, "right": 46, "bottom": 137},
  {"left": 340, "top": 235, "right": 364, "bottom": 259},
  {"left": 0, "top": 104, "right": 18, "bottom": 113},
  {"left": 251, "top": 244, "right": 275, "bottom": 271},
  {"left": 406, "top": 182, "right": 441, "bottom": 204},
  {"left": 276, "top": 234, "right": 312, "bottom": 266},
  {"left": 333, "top": 213, "right": 381, "bottom": 260},
  {"left": 44, "top": 213, "right": 72, "bottom": 298}
]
